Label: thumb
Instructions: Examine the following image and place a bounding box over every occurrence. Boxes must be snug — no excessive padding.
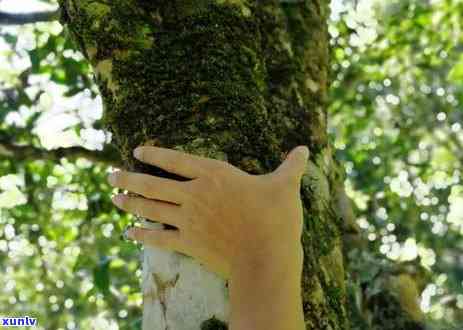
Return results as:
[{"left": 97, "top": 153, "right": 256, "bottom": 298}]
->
[{"left": 272, "top": 145, "right": 309, "bottom": 183}]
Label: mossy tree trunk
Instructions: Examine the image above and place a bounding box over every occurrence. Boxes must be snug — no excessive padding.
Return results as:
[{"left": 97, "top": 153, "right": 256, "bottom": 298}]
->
[{"left": 55, "top": 1, "right": 415, "bottom": 329}]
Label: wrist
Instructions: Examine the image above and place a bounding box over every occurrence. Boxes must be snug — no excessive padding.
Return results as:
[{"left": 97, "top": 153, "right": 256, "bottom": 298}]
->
[
  {"left": 231, "top": 242, "right": 304, "bottom": 280},
  {"left": 229, "top": 243, "right": 305, "bottom": 330}
]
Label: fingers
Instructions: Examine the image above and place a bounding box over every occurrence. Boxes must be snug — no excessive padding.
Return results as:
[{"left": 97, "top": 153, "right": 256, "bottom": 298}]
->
[
  {"left": 126, "top": 227, "right": 186, "bottom": 253},
  {"left": 112, "top": 194, "right": 183, "bottom": 228},
  {"left": 133, "top": 146, "right": 227, "bottom": 179},
  {"left": 108, "top": 171, "right": 188, "bottom": 204}
]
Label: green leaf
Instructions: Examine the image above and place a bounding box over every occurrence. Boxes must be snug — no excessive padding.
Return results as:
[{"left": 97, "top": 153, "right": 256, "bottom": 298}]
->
[
  {"left": 93, "top": 256, "right": 110, "bottom": 295},
  {"left": 448, "top": 55, "right": 463, "bottom": 81}
]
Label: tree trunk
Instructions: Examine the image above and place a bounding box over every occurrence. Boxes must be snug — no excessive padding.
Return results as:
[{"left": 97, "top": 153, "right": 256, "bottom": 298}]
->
[{"left": 56, "top": 1, "right": 376, "bottom": 329}]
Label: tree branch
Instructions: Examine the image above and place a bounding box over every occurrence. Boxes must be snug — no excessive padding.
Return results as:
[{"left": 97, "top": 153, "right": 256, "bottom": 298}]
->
[
  {"left": 0, "top": 141, "right": 122, "bottom": 167},
  {"left": 0, "top": 9, "right": 60, "bottom": 25}
]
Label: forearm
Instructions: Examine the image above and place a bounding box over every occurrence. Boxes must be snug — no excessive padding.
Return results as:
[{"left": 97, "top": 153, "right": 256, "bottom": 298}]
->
[{"left": 229, "top": 244, "right": 305, "bottom": 330}]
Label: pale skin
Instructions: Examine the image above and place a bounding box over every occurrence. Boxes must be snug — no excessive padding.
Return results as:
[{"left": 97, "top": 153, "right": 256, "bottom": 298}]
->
[{"left": 108, "top": 145, "right": 309, "bottom": 330}]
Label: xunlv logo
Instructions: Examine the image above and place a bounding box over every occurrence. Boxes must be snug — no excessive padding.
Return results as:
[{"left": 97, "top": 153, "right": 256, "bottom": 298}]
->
[{"left": 1, "top": 316, "right": 37, "bottom": 327}]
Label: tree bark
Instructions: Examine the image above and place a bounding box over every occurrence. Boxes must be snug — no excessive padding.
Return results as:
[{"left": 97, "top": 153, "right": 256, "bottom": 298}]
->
[{"left": 56, "top": 1, "right": 362, "bottom": 329}]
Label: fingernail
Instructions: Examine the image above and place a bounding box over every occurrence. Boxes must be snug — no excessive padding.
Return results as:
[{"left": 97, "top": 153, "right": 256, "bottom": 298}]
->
[
  {"left": 112, "top": 194, "right": 124, "bottom": 205},
  {"left": 108, "top": 172, "right": 117, "bottom": 185},
  {"left": 133, "top": 147, "right": 143, "bottom": 159},
  {"left": 298, "top": 146, "right": 309, "bottom": 160},
  {"left": 127, "top": 228, "right": 136, "bottom": 240}
]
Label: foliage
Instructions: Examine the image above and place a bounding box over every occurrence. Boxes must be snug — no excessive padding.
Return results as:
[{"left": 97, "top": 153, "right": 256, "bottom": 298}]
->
[{"left": 329, "top": 0, "right": 463, "bottom": 326}]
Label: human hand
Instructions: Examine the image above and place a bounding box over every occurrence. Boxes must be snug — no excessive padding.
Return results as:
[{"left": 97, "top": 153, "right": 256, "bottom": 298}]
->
[{"left": 108, "top": 145, "right": 309, "bottom": 279}]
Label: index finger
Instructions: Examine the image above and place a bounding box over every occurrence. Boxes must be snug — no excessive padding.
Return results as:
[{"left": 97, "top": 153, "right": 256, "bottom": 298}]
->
[{"left": 133, "top": 146, "right": 227, "bottom": 179}]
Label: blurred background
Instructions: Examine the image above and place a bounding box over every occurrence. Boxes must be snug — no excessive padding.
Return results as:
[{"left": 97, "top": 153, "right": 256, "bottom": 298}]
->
[{"left": 0, "top": 0, "right": 461, "bottom": 329}]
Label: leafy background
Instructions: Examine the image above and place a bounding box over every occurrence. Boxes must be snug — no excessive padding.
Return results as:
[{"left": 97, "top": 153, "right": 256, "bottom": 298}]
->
[{"left": 0, "top": 0, "right": 461, "bottom": 329}]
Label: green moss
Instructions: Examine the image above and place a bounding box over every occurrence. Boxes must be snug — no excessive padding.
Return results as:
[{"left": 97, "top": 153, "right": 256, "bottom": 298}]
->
[
  {"left": 83, "top": 2, "right": 111, "bottom": 20},
  {"left": 324, "top": 282, "right": 346, "bottom": 323},
  {"left": 280, "top": 2, "right": 330, "bottom": 155},
  {"left": 99, "top": 2, "right": 273, "bottom": 170}
]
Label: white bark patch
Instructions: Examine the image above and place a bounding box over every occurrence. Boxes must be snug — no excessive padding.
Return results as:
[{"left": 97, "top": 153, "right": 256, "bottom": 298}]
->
[{"left": 141, "top": 223, "right": 229, "bottom": 330}]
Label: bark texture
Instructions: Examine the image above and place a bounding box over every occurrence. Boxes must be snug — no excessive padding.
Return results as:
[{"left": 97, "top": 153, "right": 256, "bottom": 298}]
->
[{"left": 57, "top": 1, "right": 422, "bottom": 329}]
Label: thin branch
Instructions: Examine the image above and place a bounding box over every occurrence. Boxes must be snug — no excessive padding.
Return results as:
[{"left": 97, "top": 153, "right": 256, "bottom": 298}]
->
[
  {"left": 0, "top": 141, "right": 122, "bottom": 167},
  {"left": 0, "top": 9, "right": 60, "bottom": 25}
]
